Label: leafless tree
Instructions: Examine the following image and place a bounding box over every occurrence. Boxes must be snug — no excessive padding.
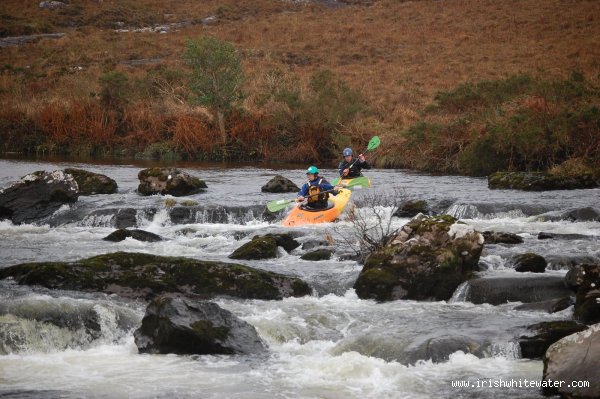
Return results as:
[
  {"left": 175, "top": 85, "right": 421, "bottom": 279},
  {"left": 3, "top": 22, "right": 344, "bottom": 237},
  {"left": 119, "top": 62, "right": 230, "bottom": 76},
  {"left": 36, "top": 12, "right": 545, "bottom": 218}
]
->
[{"left": 331, "top": 186, "right": 409, "bottom": 261}]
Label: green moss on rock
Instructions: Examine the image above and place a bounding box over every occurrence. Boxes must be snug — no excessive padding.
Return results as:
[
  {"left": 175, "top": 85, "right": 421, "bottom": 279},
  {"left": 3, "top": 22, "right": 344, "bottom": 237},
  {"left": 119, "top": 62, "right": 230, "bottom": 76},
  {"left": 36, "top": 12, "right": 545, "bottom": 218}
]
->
[{"left": 0, "top": 252, "right": 310, "bottom": 301}]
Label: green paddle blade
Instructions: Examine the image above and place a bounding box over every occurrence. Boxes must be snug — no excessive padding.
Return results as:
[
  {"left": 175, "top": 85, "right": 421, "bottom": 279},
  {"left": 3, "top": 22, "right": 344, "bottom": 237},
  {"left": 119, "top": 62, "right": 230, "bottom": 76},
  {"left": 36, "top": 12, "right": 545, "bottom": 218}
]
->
[
  {"left": 366, "top": 135, "right": 381, "bottom": 151},
  {"left": 331, "top": 176, "right": 370, "bottom": 188},
  {"left": 266, "top": 198, "right": 294, "bottom": 213}
]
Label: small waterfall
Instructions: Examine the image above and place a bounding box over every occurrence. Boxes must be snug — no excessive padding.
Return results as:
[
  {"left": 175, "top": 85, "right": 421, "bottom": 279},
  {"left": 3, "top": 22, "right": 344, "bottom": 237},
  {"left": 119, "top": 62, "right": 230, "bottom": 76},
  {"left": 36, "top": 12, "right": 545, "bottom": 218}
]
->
[
  {"left": 0, "top": 297, "right": 141, "bottom": 354},
  {"left": 446, "top": 204, "right": 482, "bottom": 219},
  {"left": 449, "top": 282, "right": 471, "bottom": 303},
  {"left": 487, "top": 341, "right": 522, "bottom": 359}
]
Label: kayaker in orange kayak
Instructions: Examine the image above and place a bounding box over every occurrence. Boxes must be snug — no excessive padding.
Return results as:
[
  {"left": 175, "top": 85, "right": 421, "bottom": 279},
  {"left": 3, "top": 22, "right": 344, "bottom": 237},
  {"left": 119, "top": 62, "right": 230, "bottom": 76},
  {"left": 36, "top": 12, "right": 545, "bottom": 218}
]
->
[
  {"left": 338, "top": 147, "right": 371, "bottom": 178},
  {"left": 296, "top": 166, "right": 341, "bottom": 210}
]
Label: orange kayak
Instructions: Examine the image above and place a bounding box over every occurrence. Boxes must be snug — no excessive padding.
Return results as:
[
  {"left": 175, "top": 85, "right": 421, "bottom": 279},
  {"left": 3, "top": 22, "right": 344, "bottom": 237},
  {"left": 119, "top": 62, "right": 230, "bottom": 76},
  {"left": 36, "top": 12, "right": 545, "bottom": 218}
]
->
[{"left": 282, "top": 188, "right": 352, "bottom": 227}]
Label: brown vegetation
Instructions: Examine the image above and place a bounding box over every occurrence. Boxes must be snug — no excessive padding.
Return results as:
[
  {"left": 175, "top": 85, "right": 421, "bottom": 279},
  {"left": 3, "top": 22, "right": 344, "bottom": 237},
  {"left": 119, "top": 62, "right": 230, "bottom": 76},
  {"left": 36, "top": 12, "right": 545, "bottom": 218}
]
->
[{"left": 1, "top": 0, "right": 599, "bottom": 171}]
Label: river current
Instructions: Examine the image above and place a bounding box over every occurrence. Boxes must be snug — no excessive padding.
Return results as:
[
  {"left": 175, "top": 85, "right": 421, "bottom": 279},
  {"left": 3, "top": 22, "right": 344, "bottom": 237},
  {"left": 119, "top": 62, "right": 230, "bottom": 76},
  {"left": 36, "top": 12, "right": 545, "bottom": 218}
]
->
[{"left": 0, "top": 158, "right": 598, "bottom": 399}]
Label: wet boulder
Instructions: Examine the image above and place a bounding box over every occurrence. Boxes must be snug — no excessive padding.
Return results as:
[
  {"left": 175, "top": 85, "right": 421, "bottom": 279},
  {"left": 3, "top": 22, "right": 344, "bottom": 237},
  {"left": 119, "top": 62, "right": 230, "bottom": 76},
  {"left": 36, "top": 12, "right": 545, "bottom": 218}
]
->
[
  {"left": 519, "top": 321, "right": 588, "bottom": 359},
  {"left": 512, "top": 253, "right": 547, "bottom": 273},
  {"left": 354, "top": 214, "right": 484, "bottom": 302},
  {"left": 482, "top": 231, "right": 523, "bottom": 244},
  {"left": 393, "top": 199, "right": 429, "bottom": 218},
  {"left": 300, "top": 249, "right": 333, "bottom": 261},
  {"left": 569, "top": 264, "right": 600, "bottom": 325},
  {"left": 301, "top": 238, "right": 329, "bottom": 250},
  {"left": 542, "top": 323, "right": 600, "bottom": 398},
  {"left": 134, "top": 296, "right": 265, "bottom": 355},
  {"left": 102, "top": 229, "right": 163, "bottom": 242},
  {"left": 229, "top": 234, "right": 300, "bottom": 260},
  {"left": 261, "top": 175, "right": 299, "bottom": 193},
  {"left": 64, "top": 168, "right": 117, "bottom": 195},
  {"left": 137, "top": 168, "right": 207, "bottom": 197},
  {"left": 0, "top": 170, "right": 79, "bottom": 224},
  {"left": 514, "top": 296, "right": 574, "bottom": 313},
  {"left": 0, "top": 252, "right": 311, "bottom": 301},
  {"left": 465, "top": 275, "right": 572, "bottom": 305},
  {"left": 488, "top": 171, "right": 599, "bottom": 191}
]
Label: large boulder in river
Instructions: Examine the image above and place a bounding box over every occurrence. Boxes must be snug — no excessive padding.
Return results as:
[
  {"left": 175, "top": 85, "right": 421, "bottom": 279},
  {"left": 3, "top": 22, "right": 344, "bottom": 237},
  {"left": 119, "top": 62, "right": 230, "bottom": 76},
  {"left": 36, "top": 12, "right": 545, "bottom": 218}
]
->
[
  {"left": 0, "top": 252, "right": 310, "bottom": 301},
  {"left": 261, "top": 175, "right": 299, "bottom": 193},
  {"left": 566, "top": 264, "right": 600, "bottom": 325},
  {"left": 542, "top": 323, "right": 600, "bottom": 398},
  {"left": 519, "top": 321, "right": 588, "bottom": 359},
  {"left": 0, "top": 170, "right": 79, "bottom": 224},
  {"left": 137, "top": 168, "right": 206, "bottom": 196},
  {"left": 465, "top": 275, "right": 572, "bottom": 305},
  {"left": 64, "top": 168, "right": 117, "bottom": 195},
  {"left": 353, "top": 214, "right": 484, "bottom": 302},
  {"left": 488, "top": 171, "right": 599, "bottom": 191},
  {"left": 134, "top": 296, "right": 265, "bottom": 355}
]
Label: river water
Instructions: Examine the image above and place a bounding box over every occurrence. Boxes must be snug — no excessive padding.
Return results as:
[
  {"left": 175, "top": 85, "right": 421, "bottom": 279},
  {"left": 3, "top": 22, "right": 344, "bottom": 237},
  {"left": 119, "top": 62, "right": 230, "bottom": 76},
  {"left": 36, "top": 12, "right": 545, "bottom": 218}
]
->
[{"left": 0, "top": 158, "right": 598, "bottom": 399}]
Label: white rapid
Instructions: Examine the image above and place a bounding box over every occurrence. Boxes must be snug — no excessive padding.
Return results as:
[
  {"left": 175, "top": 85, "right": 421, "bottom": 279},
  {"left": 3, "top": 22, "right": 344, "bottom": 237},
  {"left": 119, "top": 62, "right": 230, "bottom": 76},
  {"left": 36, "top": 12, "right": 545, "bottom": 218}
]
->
[{"left": 0, "top": 158, "right": 598, "bottom": 398}]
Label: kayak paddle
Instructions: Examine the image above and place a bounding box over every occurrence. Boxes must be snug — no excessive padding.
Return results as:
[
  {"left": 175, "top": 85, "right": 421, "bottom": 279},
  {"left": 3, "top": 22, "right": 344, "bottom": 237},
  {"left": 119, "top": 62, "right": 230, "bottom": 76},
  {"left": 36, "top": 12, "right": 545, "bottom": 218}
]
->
[{"left": 266, "top": 176, "right": 370, "bottom": 213}]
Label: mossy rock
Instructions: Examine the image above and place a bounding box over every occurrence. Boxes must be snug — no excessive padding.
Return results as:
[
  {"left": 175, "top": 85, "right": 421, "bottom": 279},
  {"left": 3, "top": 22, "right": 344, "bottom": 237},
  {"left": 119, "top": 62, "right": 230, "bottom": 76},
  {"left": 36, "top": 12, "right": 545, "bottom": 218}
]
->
[
  {"left": 64, "top": 168, "right": 118, "bottom": 195},
  {"left": 229, "top": 236, "right": 279, "bottom": 260},
  {"left": 394, "top": 200, "right": 429, "bottom": 218},
  {"left": 488, "top": 171, "right": 599, "bottom": 191},
  {"left": 137, "top": 168, "right": 207, "bottom": 197},
  {"left": 354, "top": 214, "right": 483, "bottom": 302},
  {"left": 229, "top": 234, "right": 300, "bottom": 260},
  {"left": 0, "top": 252, "right": 311, "bottom": 300},
  {"left": 300, "top": 249, "right": 332, "bottom": 261}
]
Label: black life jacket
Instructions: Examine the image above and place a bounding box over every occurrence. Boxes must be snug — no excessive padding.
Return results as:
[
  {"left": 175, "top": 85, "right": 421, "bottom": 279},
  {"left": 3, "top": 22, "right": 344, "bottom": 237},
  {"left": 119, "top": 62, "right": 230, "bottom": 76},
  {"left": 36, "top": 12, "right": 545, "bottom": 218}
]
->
[{"left": 307, "top": 178, "right": 329, "bottom": 204}]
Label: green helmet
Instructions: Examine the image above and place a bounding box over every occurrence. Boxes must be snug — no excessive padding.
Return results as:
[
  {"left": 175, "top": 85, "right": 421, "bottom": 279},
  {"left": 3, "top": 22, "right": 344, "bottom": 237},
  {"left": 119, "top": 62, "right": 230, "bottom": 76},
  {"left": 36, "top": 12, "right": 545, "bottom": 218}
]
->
[{"left": 306, "top": 166, "right": 319, "bottom": 174}]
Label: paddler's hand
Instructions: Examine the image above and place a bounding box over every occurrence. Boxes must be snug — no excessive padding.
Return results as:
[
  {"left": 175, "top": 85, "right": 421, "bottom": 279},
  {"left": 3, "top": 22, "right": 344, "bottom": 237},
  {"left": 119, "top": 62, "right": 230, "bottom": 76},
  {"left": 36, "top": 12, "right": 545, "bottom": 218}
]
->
[
  {"left": 296, "top": 197, "right": 305, "bottom": 203},
  {"left": 334, "top": 185, "right": 342, "bottom": 194},
  {"left": 358, "top": 154, "right": 366, "bottom": 162},
  {"left": 342, "top": 168, "right": 349, "bottom": 177}
]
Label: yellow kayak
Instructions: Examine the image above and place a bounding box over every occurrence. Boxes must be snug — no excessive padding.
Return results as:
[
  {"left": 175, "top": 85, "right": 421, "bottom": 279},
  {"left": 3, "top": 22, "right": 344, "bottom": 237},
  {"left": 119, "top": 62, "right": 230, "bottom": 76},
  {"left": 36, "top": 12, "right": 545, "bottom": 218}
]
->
[{"left": 282, "top": 188, "right": 352, "bottom": 227}]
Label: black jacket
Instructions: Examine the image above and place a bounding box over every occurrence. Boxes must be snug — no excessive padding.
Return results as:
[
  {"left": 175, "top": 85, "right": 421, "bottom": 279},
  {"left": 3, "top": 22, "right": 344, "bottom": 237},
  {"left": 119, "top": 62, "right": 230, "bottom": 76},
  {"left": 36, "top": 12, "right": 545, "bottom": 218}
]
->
[{"left": 338, "top": 158, "right": 371, "bottom": 178}]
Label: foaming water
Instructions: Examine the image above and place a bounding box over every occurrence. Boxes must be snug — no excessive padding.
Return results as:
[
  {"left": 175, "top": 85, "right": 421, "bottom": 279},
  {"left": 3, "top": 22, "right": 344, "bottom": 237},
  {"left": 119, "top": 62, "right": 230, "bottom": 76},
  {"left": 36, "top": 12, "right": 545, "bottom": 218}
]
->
[{"left": 1, "top": 158, "right": 599, "bottom": 398}]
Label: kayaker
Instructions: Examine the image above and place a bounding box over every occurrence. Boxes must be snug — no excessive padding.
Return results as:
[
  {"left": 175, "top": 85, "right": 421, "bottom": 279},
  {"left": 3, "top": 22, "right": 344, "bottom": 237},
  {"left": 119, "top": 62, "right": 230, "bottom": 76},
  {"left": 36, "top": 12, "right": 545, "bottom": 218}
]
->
[
  {"left": 296, "top": 166, "right": 340, "bottom": 210},
  {"left": 338, "top": 147, "right": 371, "bottom": 178}
]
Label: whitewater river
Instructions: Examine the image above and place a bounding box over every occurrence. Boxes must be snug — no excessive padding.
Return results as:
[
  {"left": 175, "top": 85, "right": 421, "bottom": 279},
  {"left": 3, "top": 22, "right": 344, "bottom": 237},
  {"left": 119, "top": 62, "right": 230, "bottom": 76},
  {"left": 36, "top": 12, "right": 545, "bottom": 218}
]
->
[{"left": 0, "top": 158, "right": 598, "bottom": 399}]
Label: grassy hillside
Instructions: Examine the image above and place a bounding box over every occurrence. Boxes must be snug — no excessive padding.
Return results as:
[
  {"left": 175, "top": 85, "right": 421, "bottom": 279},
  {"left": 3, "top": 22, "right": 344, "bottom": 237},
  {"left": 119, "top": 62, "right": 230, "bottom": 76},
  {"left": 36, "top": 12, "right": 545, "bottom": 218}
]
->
[{"left": 1, "top": 0, "right": 599, "bottom": 173}]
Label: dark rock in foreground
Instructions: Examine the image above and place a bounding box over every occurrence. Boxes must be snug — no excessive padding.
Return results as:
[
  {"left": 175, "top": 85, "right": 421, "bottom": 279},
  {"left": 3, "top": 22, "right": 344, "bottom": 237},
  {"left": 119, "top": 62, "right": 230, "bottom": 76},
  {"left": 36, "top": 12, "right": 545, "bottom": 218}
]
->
[
  {"left": 134, "top": 296, "right": 265, "bottom": 355},
  {"left": 103, "top": 229, "right": 163, "bottom": 242},
  {"left": 543, "top": 323, "right": 600, "bottom": 398},
  {"left": 354, "top": 214, "right": 484, "bottom": 302},
  {"left": 138, "top": 168, "right": 207, "bottom": 196},
  {"left": 64, "top": 168, "right": 118, "bottom": 195},
  {"left": 488, "top": 171, "right": 599, "bottom": 191},
  {"left": 519, "top": 321, "right": 587, "bottom": 359},
  {"left": 0, "top": 170, "right": 79, "bottom": 224},
  {"left": 0, "top": 252, "right": 310, "bottom": 301},
  {"left": 261, "top": 175, "right": 299, "bottom": 193}
]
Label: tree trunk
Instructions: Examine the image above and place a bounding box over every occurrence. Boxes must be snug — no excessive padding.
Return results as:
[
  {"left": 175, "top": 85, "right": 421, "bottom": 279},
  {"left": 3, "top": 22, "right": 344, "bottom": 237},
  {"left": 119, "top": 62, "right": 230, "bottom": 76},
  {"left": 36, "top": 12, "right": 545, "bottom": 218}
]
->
[
  {"left": 217, "top": 110, "right": 226, "bottom": 145},
  {"left": 217, "top": 110, "right": 227, "bottom": 159}
]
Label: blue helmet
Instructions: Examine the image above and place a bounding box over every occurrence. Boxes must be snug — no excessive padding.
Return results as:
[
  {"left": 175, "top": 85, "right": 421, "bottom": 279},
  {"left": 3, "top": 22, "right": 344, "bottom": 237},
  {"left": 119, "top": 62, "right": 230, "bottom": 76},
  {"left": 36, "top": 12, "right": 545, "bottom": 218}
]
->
[
  {"left": 343, "top": 148, "right": 353, "bottom": 157},
  {"left": 306, "top": 166, "right": 319, "bottom": 174}
]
